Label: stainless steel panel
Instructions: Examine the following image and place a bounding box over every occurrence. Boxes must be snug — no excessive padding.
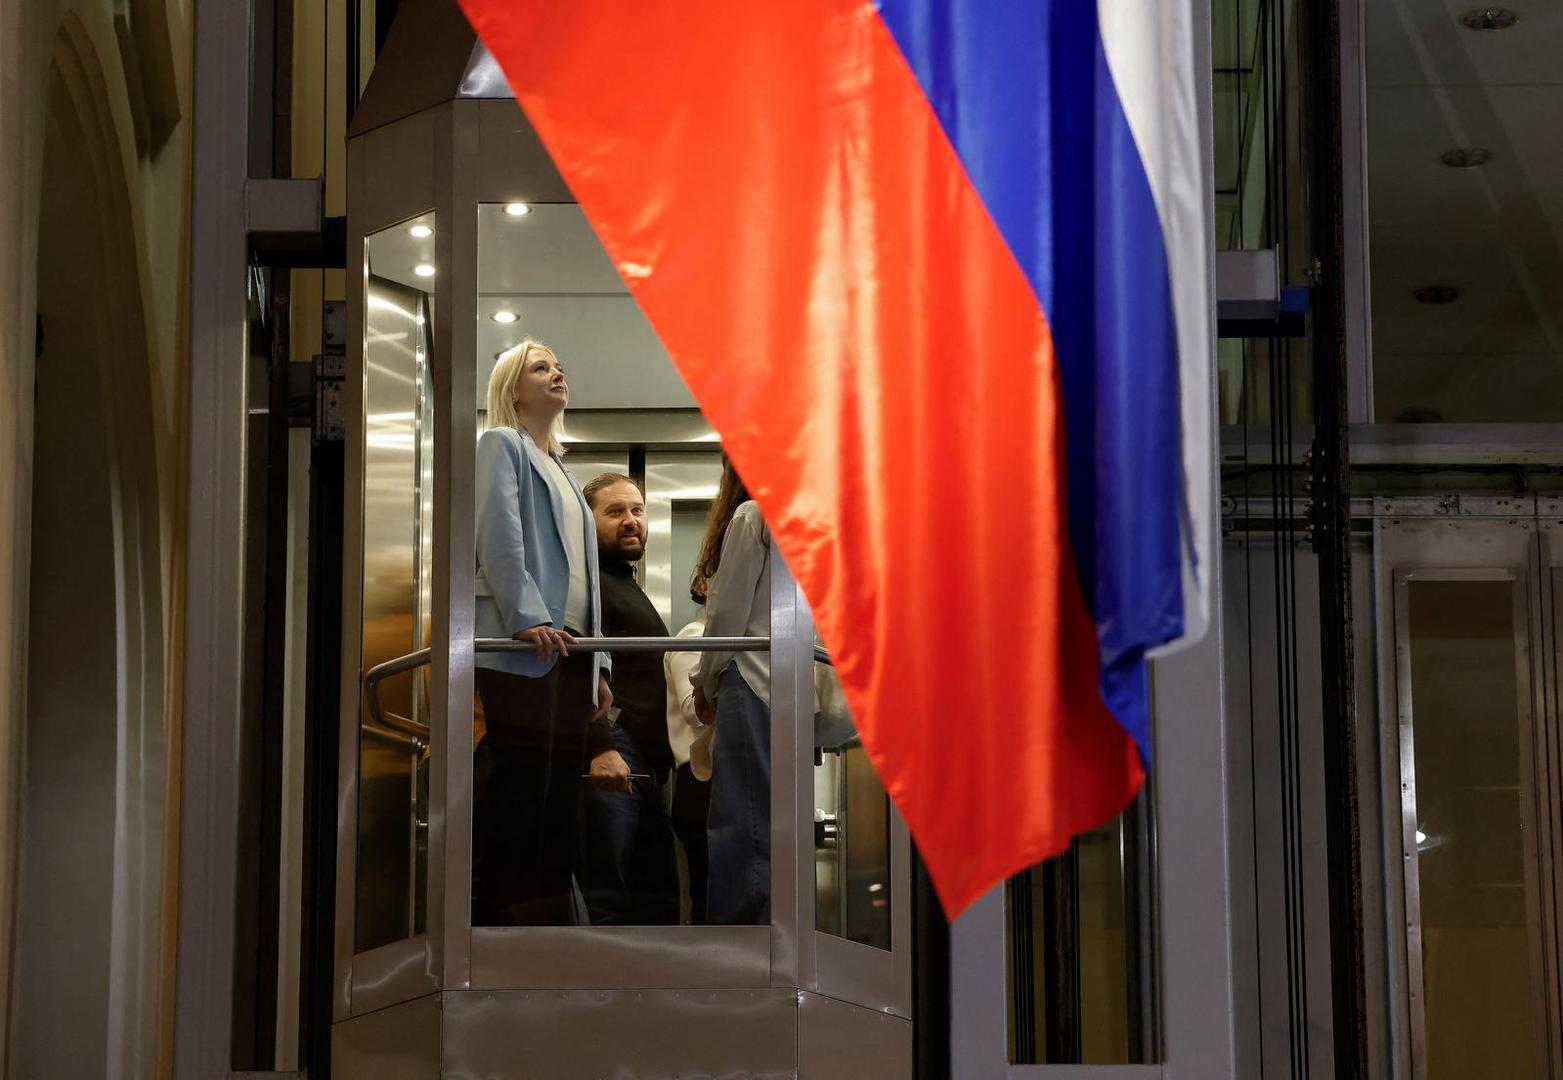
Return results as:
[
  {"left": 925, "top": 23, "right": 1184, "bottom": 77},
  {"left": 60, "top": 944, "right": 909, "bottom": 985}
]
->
[
  {"left": 434, "top": 101, "right": 478, "bottom": 992},
  {"left": 1539, "top": 514, "right": 1563, "bottom": 1079},
  {"left": 358, "top": 108, "right": 438, "bottom": 238},
  {"left": 1151, "top": 583, "right": 1236, "bottom": 1078},
  {"left": 813, "top": 934, "right": 898, "bottom": 1017},
  {"left": 350, "top": 935, "right": 438, "bottom": 1018},
  {"left": 770, "top": 554, "right": 811, "bottom": 990},
  {"left": 441, "top": 988, "right": 799, "bottom": 1080},
  {"left": 357, "top": 269, "right": 432, "bottom": 953},
  {"left": 337, "top": 168, "right": 368, "bottom": 1023},
  {"left": 642, "top": 451, "right": 723, "bottom": 628},
  {"left": 1351, "top": 538, "right": 1396, "bottom": 1080},
  {"left": 332, "top": 993, "right": 441, "bottom": 1080},
  {"left": 475, "top": 98, "right": 574, "bottom": 205},
  {"left": 469, "top": 926, "right": 771, "bottom": 989},
  {"left": 276, "top": 425, "right": 312, "bottom": 1066},
  {"left": 1220, "top": 537, "right": 1336, "bottom": 1078},
  {"left": 797, "top": 991, "right": 912, "bottom": 1080}
]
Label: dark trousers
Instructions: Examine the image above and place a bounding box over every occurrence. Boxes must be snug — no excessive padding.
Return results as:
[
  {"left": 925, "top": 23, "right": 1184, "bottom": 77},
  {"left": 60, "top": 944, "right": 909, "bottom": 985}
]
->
[
  {"left": 706, "top": 664, "right": 772, "bottom": 925},
  {"left": 578, "top": 725, "right": 680, "bottom": 925},
  {"left": 473, "top": 657, "right": 593, "bottom": 926},
  {"left": 670, "top": 763, "right": 713, "bottom": 925}
]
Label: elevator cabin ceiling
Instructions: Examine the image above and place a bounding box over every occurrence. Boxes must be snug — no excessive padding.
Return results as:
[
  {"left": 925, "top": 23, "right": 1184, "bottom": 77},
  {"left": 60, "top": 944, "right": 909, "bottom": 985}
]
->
[{"left": 365, "top": 205, "right": 696, "bottom": 412}]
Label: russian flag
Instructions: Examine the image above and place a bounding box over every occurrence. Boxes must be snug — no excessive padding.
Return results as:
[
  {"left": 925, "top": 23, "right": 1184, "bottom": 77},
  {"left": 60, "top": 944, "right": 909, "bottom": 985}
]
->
[{"left": 459, "top": 0, "right": 1213, "bottom": 918}]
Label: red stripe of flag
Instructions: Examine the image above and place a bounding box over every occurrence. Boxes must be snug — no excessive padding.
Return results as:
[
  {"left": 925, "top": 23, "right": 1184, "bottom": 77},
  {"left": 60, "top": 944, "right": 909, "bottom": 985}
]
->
[{"left": 459, "top": 0, "right": 1143, "bottom": 917}]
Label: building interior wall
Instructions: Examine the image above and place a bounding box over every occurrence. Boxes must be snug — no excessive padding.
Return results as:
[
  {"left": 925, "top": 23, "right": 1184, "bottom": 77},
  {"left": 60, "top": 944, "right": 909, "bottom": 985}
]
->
[
  {"left": 14, "top": 72, "right": 121, "bottom": 1077},
  {"left": 0, "top": 1, "right": 192, "bottom": 1076}
]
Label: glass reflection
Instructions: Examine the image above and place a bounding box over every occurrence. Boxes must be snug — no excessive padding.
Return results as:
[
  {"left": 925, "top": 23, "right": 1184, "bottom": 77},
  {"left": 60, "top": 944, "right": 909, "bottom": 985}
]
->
[
  {"left": 470, "top": 341, "right": 613, "bottom": 926},
  {"left": 813, "top": 661, "right": 892, "bottom": 949},
  {"left": 1405, "top": 578, "right": 1543, "bottom": 1080},
  {"left": 471, "top": 202, "right": 770, "bottom": 927},
  {"left": 356, "top": 213, "right": 436, "bottom": 952}
]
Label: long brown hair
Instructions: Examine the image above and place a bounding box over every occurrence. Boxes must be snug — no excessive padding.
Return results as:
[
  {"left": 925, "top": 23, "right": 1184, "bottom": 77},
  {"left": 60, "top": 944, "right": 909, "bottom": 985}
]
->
[{"left": 690, "top": 456, "right": 752, "bottom": 605}]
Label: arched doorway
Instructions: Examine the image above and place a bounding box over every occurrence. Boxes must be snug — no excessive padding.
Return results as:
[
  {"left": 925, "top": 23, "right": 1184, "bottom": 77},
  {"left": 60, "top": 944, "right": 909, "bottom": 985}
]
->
[{"left": 11, "top": 22, "right": 167, "bottom": 1080}]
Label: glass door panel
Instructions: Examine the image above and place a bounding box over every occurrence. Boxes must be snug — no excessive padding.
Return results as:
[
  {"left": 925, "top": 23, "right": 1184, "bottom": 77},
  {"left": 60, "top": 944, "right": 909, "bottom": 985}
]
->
[
  {"left": 356, "top": 213, "right": 437, "bottom": 951},
  {"left": 471, "top": 202, "right": 775, "bottom": 929},
  {"left": 1398, "top": 574, "right": 1545, "bottom": 1080},
  {"left": 813, "top": 659, "right": 892, "bottom": 950}
]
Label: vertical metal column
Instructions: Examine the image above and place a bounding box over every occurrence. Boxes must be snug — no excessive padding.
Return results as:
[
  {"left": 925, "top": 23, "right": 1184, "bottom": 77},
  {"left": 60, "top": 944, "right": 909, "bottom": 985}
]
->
[
  {"left": 175, "top": 0, "right": 254, "bottom": 1074},
  {"left": 1306, "top": 0, "right": 1370, "bottom": 1071}
]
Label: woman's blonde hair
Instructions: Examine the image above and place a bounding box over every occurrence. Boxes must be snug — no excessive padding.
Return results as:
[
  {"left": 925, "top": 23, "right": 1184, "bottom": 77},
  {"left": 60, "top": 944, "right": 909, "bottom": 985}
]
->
[{"left": 485, "top": 339, "right": 567, "bottom": 455}]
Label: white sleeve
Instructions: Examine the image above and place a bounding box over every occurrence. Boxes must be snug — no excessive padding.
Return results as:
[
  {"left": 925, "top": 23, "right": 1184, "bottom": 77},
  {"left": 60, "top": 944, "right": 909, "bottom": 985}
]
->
[
  {"left": 694, "top": 506, "right": 766, "bottom": 699},
  {"left": 665, "top": 635, "right": 703, "bottom": 731}
]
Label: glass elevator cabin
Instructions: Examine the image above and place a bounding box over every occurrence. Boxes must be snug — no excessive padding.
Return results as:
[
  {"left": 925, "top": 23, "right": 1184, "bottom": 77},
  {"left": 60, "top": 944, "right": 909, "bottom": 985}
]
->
[{"left": 334, "top": 5, "right": 912, "bottom": 1075}]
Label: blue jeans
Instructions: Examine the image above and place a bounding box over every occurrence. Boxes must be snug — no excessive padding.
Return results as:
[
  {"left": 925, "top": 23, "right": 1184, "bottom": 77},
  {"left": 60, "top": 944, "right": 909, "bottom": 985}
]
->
[
  {"left": 706, "top": 665, "right": 771, "bottom": 925},
  {"left": 578, "top": 725, "right": 679, "bottom": 925}
]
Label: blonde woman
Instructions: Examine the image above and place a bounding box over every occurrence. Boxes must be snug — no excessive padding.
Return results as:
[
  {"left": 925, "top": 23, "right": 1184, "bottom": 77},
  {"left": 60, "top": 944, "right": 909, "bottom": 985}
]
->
[{"left": 473, "top": 340, "right": 613, "bottom": 925}]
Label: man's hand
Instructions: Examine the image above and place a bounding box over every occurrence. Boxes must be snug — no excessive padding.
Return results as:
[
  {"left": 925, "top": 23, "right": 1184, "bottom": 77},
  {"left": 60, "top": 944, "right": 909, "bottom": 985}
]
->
[
  {"left": 588, "top": 749, "right": 632, "bottom": 793},
  {"left": 513, "top": 624, "right": 574, "bottom": 659},
  {"left": 592, "top": 674, "right": 614, "bottom": 722},
  {"left": 693, "top": 685, "right": 716, "bottom": 727}
]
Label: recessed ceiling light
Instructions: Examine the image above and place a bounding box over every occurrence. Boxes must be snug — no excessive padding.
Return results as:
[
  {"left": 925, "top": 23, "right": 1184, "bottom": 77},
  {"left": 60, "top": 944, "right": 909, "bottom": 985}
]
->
[
  {"left": 491, "top": 310, "right": 518, "bottom": 324},
  {"left": 503, "top": 202, "right": 532, "bottom": 217},
  {"left": 1458, "top": 7, "right": 1519, "bottom": 30},
  {"left": 1441, "top": 147, "right": 1493, "bottom": 168},
  {"left": 408, "top": 223, "right": 433, "bottom": 238},
  {"left": 1414, "top": 284, "right": 1459, "bottom": 304},
  {"left": 413, "top": 263, "right": 436, "bottom": 278}
]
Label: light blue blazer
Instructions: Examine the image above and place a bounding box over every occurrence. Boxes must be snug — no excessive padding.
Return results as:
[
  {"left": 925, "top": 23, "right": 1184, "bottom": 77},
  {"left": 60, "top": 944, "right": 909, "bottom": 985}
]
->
[{"left": 474, "top": 426, "right": 610, "bottom": 697}]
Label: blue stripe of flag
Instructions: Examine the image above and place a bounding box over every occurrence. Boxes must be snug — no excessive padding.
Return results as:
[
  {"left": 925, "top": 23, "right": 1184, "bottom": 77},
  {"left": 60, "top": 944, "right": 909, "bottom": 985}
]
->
[{"left": 874, "top": 0, "right": 1184, "bottom": 762}]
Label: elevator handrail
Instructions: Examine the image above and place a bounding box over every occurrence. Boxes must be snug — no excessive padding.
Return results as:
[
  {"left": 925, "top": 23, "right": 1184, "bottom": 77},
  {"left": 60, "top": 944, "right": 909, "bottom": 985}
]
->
[{"left": 362, "top": 635, "right": 838, "bottom": 741}]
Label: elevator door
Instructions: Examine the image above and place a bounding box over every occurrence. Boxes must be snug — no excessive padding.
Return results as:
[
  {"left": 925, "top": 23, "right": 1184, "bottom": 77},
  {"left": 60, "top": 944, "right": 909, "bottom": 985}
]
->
[{"left": 1375, "top": 496, "right": 1563, "bottom": 1080}]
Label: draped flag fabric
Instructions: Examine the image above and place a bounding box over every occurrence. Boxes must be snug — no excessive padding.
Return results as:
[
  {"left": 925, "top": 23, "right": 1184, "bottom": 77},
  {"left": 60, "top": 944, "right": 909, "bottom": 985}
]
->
[{"left": 459, "top": 0, "right": 1213, "bottom": 918}]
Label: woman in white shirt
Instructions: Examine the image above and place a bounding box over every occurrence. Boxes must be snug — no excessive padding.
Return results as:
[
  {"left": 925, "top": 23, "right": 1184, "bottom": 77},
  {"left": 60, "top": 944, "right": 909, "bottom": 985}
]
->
[
  {"left": 692, "top": 459, "right": 773, "bottom": 924},
  {"left": 664, "top": 592, "right": 712, "bottom": 923},
  {"left": 472, "top": 340, "right": 613, "bottom": 925}
]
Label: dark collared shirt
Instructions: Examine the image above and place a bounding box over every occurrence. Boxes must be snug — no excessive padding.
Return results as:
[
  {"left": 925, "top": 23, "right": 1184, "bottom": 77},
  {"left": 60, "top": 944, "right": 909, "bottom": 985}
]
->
[{"left": 599, "top": 552, "right": 674, "bottom": 775}]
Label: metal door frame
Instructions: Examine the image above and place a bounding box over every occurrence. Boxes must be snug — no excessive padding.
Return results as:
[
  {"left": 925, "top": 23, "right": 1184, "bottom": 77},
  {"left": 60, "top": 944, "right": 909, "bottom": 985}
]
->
[
  {"left": 1373, "top": 496, "right": 1560, "bottom": 1080},
  {"left": 337, "top": 107, "right": 443, "bottom": 1022},
  {"left": 1534, "top": 498, "right": 1563, "bottom": 1078},
  {"left": 339, "top": 96, "right": 914, "bottom": 1024}
]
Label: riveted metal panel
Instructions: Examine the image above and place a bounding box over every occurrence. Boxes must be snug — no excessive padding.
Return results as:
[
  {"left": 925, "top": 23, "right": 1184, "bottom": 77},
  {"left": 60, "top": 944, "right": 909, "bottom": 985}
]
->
[
  {"left": 798, "top": 991, "right": 912, "bottom": 1080},
  {"left": 332, "top": 993, "right": 441, "bottom": 1080},
  {"left": 469, "top": 926, "right": 771, "bottom": 989},
  {"left": 350, "top": 935, "right": 438, "bottom": 1018},
  {"left": 440, "top": 988, "right": 799, "bottom": 1080}
]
